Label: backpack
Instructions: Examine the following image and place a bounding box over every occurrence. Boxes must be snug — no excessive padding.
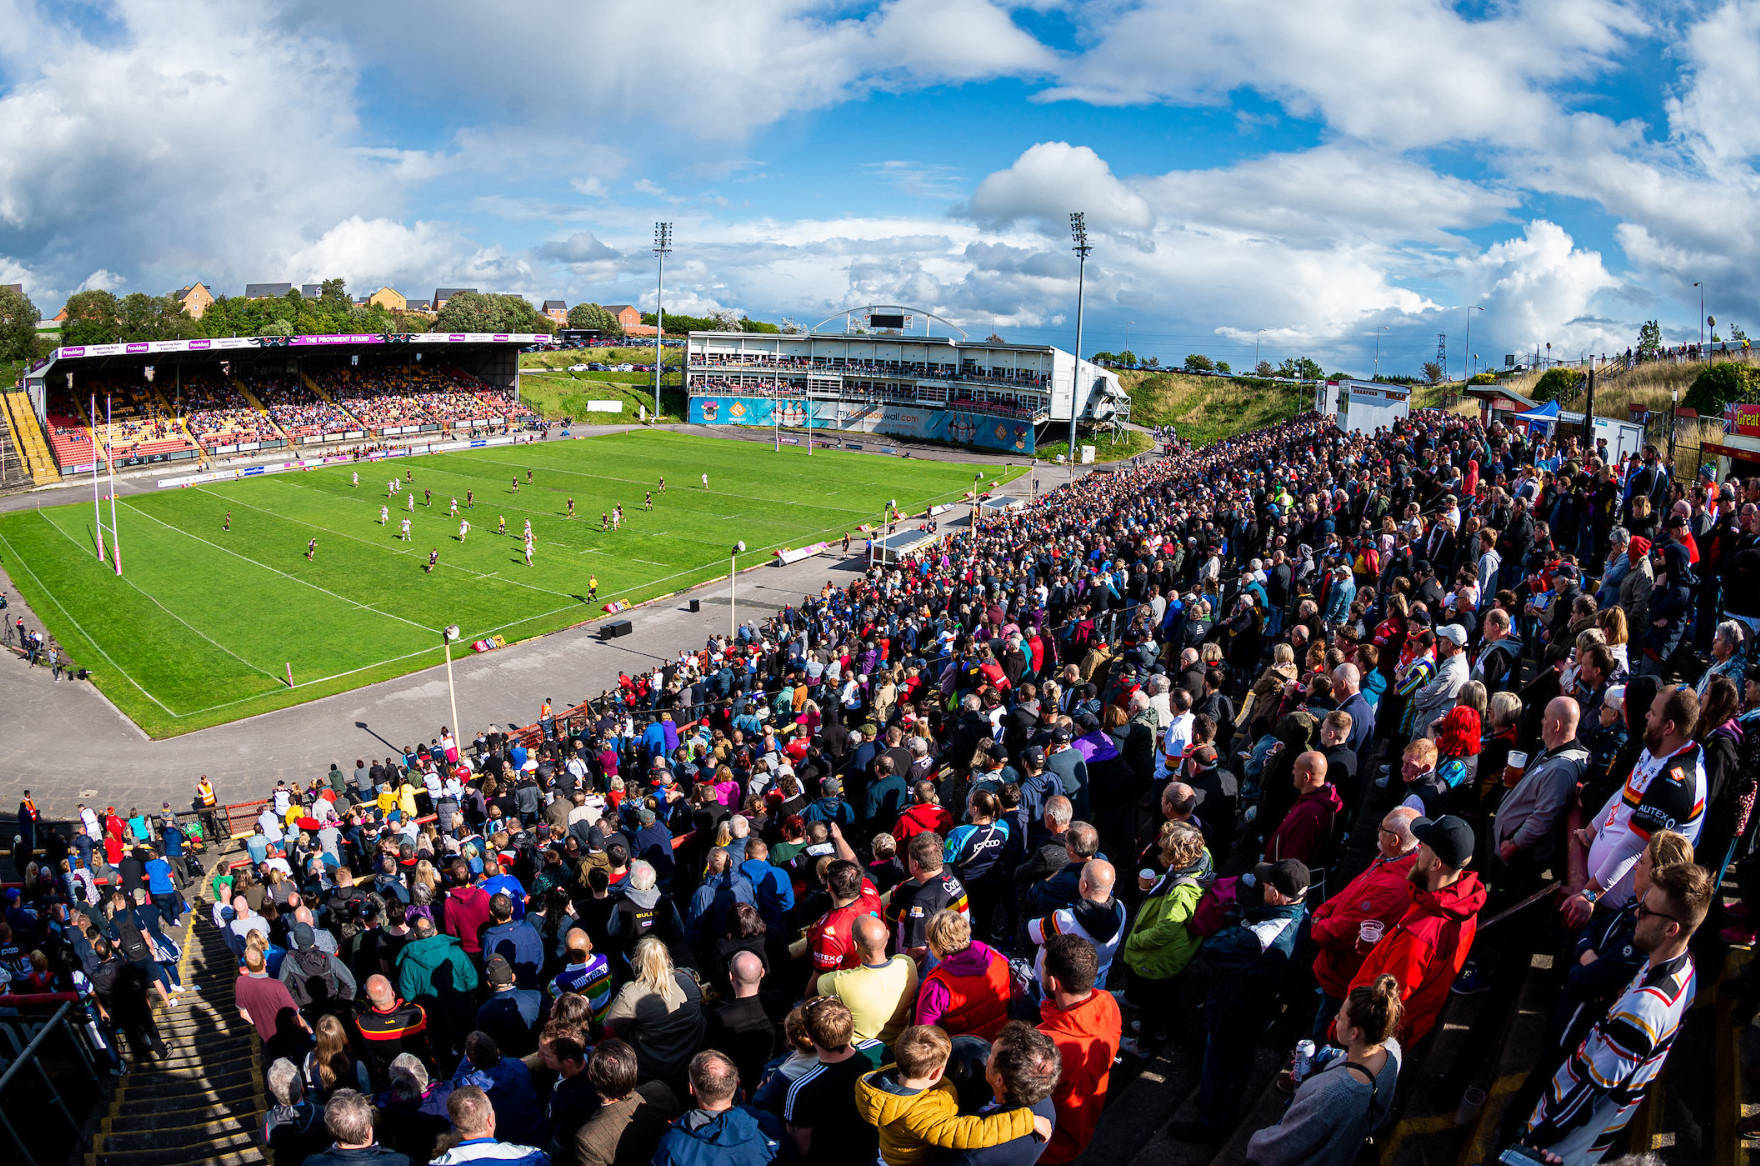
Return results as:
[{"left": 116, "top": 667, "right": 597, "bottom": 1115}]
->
[
  {"left": 286, "top": 947, "right": 342, "bottom": 1010},
  {"left": 1188, "top": 875, "right": 1241, "bottom": 939},
  {"left": 113, "top": 914, "right": 152, "bottom": 963}
]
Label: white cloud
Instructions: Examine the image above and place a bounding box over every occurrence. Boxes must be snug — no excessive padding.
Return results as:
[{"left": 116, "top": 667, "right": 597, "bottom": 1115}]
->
[
  {"left": 964, "top": 142, "right": 1153, "bottom": 232},
  {"left": 1462, "top": 220, "right": 1620, "bottom": 359},
  {"left": 1039, "top": 0, "right": 1648, "bottom": 151},
  {"left": 1666, "top": 0, "right": 1760, "bottom": 165}
]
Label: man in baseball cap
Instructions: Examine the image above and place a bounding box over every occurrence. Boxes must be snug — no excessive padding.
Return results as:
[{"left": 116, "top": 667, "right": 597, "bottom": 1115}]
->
[{"left": 1343, "top": 815, "right": 1485, "bottom": 1042}]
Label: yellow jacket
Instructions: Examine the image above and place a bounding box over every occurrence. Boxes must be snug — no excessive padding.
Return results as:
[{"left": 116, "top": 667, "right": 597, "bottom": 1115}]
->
[{"left": 854, "top": 1066, "right": 1037, "bottom": 1166}]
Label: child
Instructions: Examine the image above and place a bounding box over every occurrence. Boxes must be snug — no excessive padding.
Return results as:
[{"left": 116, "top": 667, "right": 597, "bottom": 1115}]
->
[{"left": 853, "top": 1025, "right": 1042, "bottom": 1165}]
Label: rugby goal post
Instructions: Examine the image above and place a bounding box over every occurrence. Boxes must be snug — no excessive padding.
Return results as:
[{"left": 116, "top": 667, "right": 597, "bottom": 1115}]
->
[{"left": 91, "top": 392, "right": 122, "bottom": 576}]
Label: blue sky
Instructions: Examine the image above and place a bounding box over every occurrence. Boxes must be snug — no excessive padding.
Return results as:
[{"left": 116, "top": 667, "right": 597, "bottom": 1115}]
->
[{"left": 1, "top": 0, "right": 1757, "bottom": 378}]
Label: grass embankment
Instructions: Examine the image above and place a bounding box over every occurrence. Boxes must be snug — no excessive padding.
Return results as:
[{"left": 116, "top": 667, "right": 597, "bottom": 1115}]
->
[
  {"left": 1119, "top": 371, "right": 1312, "bottom": 445},
  {"left": 518, "top": 347, "right": 686, "bottom": 421},
  {"left": 1037, "top": 428, "right": 1155, "bottom": 464}
]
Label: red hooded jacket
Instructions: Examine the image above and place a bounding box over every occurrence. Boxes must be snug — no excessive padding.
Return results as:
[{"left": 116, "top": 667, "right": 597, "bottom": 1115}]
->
[
  {"left": 1343, "top": 869, "right": 1485, "bottom": 1044},
  {"left": 1263, "top": 783, "right": 1344, "bottom": 867},
  {"left": 1037, "top": 989, "right": 1123, "bottom": 1164},
  {"left": 1310, "top": 850, "right": 1418, "bottom": 997}
]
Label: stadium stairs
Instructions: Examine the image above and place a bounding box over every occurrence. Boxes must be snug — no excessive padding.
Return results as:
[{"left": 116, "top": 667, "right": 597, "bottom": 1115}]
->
[
  {"left": 2, "top": 389, "right": 62, "bottom": 484},
  {"left": 301, "top": 372, "right": 363, "bottom": 427},
  {"left": 230, "top": 377, "right": 290, "bottom": 444},
  {"left": 87, "top": 852, "right": 265, "bottom": 1166}
]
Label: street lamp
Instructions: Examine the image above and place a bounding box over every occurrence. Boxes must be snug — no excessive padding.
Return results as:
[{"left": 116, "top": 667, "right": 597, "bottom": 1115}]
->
[
  {"left": 442, "top": 625, "right": 461, "bottom": 748},
  {"left": 1068, "top": 212, "right": 1091, "bottom": 479},
  {"left": 1462, "top": 305, "right": 1484, "bottom": 384},
  {"left": 1373, "top": 325, "right": 1389, "bottom": 380},
  {"left": 1694, "top": 281, "right": 1704, "bottom": 359},
  {"left": 1668, "top": 388, "right": 1679, "bottom": 465},
  {"left": 652, "top": 222, "right": 672, "bottom": 418},
  {"left": 728, "top": 541, "right": 745, "bottom": 641}
]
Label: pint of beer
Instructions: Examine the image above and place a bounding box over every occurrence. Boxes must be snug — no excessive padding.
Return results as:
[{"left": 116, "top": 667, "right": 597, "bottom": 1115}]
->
[{"left": 1503, "top": 750, "right": 1529, "bottom": 789}]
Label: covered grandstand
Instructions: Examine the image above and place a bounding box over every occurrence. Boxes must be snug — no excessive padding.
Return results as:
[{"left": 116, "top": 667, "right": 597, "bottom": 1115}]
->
[
  {"left": 20, "top": 331, "right": 547, "bottom": 473},
  {"left": 684, "top": 304, "right": 1128, "bottom": 455}
]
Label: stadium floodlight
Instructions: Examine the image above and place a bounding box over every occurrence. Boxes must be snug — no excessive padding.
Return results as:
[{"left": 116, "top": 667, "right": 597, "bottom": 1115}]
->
[
  {"left": 1069, "top": 212, "right": 1091, "bottom": 479},
  {"left": 729, "top": 541, "right": 746, "bottom": 640},
  {"left": 654, "top": 222, "right": 673, "bottom": 418},
  {"left": 442, "top": 624, "right": 462, "bottom": 746}
]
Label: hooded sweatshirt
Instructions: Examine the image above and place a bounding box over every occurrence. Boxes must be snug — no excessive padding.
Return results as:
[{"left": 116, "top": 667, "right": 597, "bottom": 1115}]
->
[
  {"left": 443, "top": 884, "right": 492, "bottom": 954},
  {"left": 853, "top": 1069, "right": 1036, "bottom": 1166},
  {"left": 653, "top": 1105, "right": 780, "bottom": 1166},
  {"left": 915, "top": 941, "right": 1011, "bottom": 1039},
  {"left": 1345, "top": 870, "right": 1486, "bottom": 1045},
  {"left": 1036, "top": 990, "right": 1123, "bottom": 1164},
  {"left": 1263, "top": 783, "right": 1344, "bottom": 867},
  {"left": 396, "top": 932, "right": 479, "bottom": 1004},
  {"left": 1310, "top": 850, "right": 1417, "bottom": 998}
]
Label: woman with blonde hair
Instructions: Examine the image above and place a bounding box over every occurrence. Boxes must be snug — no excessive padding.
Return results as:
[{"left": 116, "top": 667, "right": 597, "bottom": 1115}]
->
[
  {"left": 1597, "top": 606, "right": 1629, "bottom": 673},
  {"left": 1241, "top": 642, "right": 1299, "bottom": 731},
  {"left": 602, "top": 936, "right": 705, "bottom": 1091}
]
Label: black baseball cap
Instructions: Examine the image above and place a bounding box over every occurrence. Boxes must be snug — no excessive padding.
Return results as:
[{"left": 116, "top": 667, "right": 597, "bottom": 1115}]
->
[
  {"left": 1252, "top": 859, "right": 1311, "bottom": 899},
  {"left": 485, "top": 954, "right": 515, "bottom": 987},
  {"left": 1414, "top": 814, "right": 1475, "bottom": 869}
]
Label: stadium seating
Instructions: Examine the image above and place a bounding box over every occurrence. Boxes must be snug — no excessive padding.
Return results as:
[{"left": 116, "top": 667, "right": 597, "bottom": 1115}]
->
[
  {"left": 179, "top": 368, "right": 282, "bottom": 450},
  {"left": 244, "top": 368, "right": 355, "bottom": 439},
  {"left": 312, "top": 360, "right": 536, "bottom": 432}
]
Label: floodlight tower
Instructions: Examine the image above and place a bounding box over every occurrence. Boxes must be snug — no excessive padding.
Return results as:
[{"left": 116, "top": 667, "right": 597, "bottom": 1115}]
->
[
  {"left": 653, "top": 222, "right": 672, "bottom": 418},
  {"left": 1068, "top": 212, "right": 1091, "bottom": 479}
]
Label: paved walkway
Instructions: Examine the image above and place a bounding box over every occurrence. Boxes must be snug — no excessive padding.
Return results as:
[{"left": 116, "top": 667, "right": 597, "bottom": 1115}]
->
[{"left": 0, "top": 430, "right": 1092, "bottom": 817}]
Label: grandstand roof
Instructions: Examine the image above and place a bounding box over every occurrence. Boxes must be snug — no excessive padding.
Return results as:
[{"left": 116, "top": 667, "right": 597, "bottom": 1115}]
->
[{"left": 244, "top": 282, "right": 294, "bottom": 298}]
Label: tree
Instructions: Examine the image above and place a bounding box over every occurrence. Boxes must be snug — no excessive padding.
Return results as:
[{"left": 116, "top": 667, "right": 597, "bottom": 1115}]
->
[
  {"left": 1422, "top": 361, "right": 1445, "bottom": 384},
  {"left": 709, "top": 308, "right": 742, "bottom": 332},
  {"left": 0, "top": 285, "right": 40, "bottom": 360},
  {"left": 433, "top": 292, "right": 556, "bottom": 335},
  {"left": 1531, "top": 367, "right": 1585, "bottom": 403},
  {"left": 1255, "top": 360, "right": 1274, "bottom": 378},
  {"left": 1143, "top": 356, "right": 1160, "bottom": 369},
  {"left": 1636, "top": 320, "right": 1662, "bottom": 359},
  {"left": 1183, "top": 353, "right": 1215, "bottom": 373},
  {"left": 984, "top": 332, "right": 1004, "bottom": 344},
  {"left": 61, "top": 289, "right": 122, "bottom": 346},
  {"left": 566, "top": 302, "right": 622, "bottom": 337},
  {"left": 1216, "top": 361, "right": 1231, "bottom": 374},
  {"left": 1117, "top": 349, "right": 1138, "bottom": 367},
  {"left": 1683, "top": 361, "right": 1760, "bottom": 413},
  {"left": 1276, "top": 356, "right": 1324, "bottom": 380}
]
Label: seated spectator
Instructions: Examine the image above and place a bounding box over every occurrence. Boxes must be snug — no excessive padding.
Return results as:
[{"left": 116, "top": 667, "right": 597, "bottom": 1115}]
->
[{"left": 915, "top": 909, "right": 1011, "bottom": 1040}]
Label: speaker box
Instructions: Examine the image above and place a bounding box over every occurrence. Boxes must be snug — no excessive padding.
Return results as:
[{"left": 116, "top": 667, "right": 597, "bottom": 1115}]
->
[
  {"left": 688, "top": 599, "right": 701, "bottom": 613},
  {"left": 601, "top": 619, "right": 633, "bottom": 640}
]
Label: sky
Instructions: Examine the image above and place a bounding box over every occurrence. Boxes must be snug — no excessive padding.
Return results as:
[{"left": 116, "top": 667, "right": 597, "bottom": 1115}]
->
[{"left": 0, "top": 0, "right": 1755, "bottom": 378}]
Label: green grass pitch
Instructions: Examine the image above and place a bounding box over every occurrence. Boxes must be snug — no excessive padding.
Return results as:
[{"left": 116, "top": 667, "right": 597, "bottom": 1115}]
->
[{"left": 0, "top": 430, "right": 1023, "bottom": 738}]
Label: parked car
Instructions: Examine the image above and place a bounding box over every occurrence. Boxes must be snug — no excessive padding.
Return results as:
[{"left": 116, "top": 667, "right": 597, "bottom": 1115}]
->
[{"left": 569, "top": 363, "right": 590, "bottom": 372}]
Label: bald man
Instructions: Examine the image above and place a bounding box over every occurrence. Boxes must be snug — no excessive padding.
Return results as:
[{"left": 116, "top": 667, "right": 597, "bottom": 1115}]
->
[
  {"left": 1491, "top": 696, "right": 1588, "bottom": 897},
  {"left": 1308, "top": 806, "right": 1422, "bottom": 1036},
  {"left": 813, "top": 913, "right": 918, "bottom": 1045},
  {"left": 705, "top": 950, "right": 775, "bottom": 1090},
  {"left": 355, "top": 972, "right": 431, "bottom": 1085},
  {"left": 1263, "top": 750, "right": 1342, "bottom": 867},
  {"left": 1027, "top": 858, "right": 1127, "bottom": 997}
]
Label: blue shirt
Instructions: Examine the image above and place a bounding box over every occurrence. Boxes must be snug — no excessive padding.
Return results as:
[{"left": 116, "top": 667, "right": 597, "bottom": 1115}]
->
[
  {"left": 938, "top": 1097, "right": 1057, "bottom": 1166},
  {"left": 145, "top": 857, "right": 176, "bottom": 895}
]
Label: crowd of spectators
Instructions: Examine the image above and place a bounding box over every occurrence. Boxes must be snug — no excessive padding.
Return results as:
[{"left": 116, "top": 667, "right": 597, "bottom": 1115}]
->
[
  {"left": 248, "top": 370, "right": 359, "bottom": 438},
  {"left": 180, "top": 368, "right": 284, "bottom": 448},
  {"left": 10, "top": 404, "right": 1760, "bottom": 1166},
  {"left": 314, "top": 363, "right": 536, "bottom": 433},
  {"left": 690, "top": 353, "right": 1048, "bottom": 390}
]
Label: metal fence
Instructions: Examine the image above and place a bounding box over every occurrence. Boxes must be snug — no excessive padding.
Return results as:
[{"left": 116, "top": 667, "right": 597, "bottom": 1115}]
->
[{"left": 0, "top": 1000, "right": 111, "bottom": 1166}]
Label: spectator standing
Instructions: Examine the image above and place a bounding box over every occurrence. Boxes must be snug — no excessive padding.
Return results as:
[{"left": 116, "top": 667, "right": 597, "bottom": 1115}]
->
[
  {"left": 815, "top": 914, "right": 918, "bottom": 1046},
  {"left": 304, "top": 1089, "right": 412, "bottom": 1166},
  {"left": 602, "top": 937, "right": 706, "bottom": 1094},
  {"left": 782, "top": 996, "right": 881, "bottom": 1165},
  {"left": 1025, "top": 860, "right": 1124, "bottom": 998},
  {"left": 652, "top": 1050, "right": 782, "bottom": 1166},
  {"left": 570, "top": 1039, "right": 680, "bottom": 1166},
  {"left": 915, "top": 909, "right": 1012, "bottom": 1040},
  {"left": 1034, "top": 934, "right": 1122, "bottom": 1164},
  {"left": 431, "top": 1084, "right": 551, "bottom": 1166},
  {"left": 1309, "top": 808, "right": 1419, "bottom": 1034}
]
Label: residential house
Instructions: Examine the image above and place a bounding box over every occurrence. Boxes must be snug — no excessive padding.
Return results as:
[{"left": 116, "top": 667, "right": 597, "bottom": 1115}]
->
[
  {"left": 604, "top": 304, "right": 653, "bottom": 336},
  {"left": 171, "top": 282, "right": 215, "bottom": 320},
  {"left": 244, "top": 282, "right": 295, "bottom": 299},
  {"left": 404, "top": 299, "right": 434, "bottom": 315},
  {"left": 543, "top": 299, "right": 567, "bottom": 324},
  {"left": 368, "top": 286, "right": 408, "bottom": 313},
  {"left": 432, "top": 287, "right": 477, "bottom": 313}
]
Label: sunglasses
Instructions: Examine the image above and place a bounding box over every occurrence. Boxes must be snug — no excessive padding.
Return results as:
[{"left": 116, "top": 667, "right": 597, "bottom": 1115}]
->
[{"left": 1634, "top": 898, "right": 1681, "bottom": 926}]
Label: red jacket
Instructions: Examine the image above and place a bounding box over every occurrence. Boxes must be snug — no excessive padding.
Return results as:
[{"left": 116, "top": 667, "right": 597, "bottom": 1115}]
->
[
  {"left": 1263, "top": 784, "right": 1344, "bottom": 866},
  {"left": 443, "top": 884, "right": 492, "bottom": 954},
  {"left": 1037, "top": 990, "right": 1123, "bottom": 1164},
  {"left": 1344, "top": 870, "right": 1485, "bottom": 1044},
  {"left": 1310, "top": 850, "right": 1417, "bottom": 997},
  {"left": 893, "top": 803, "right": 954, "bottom": 842}
]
